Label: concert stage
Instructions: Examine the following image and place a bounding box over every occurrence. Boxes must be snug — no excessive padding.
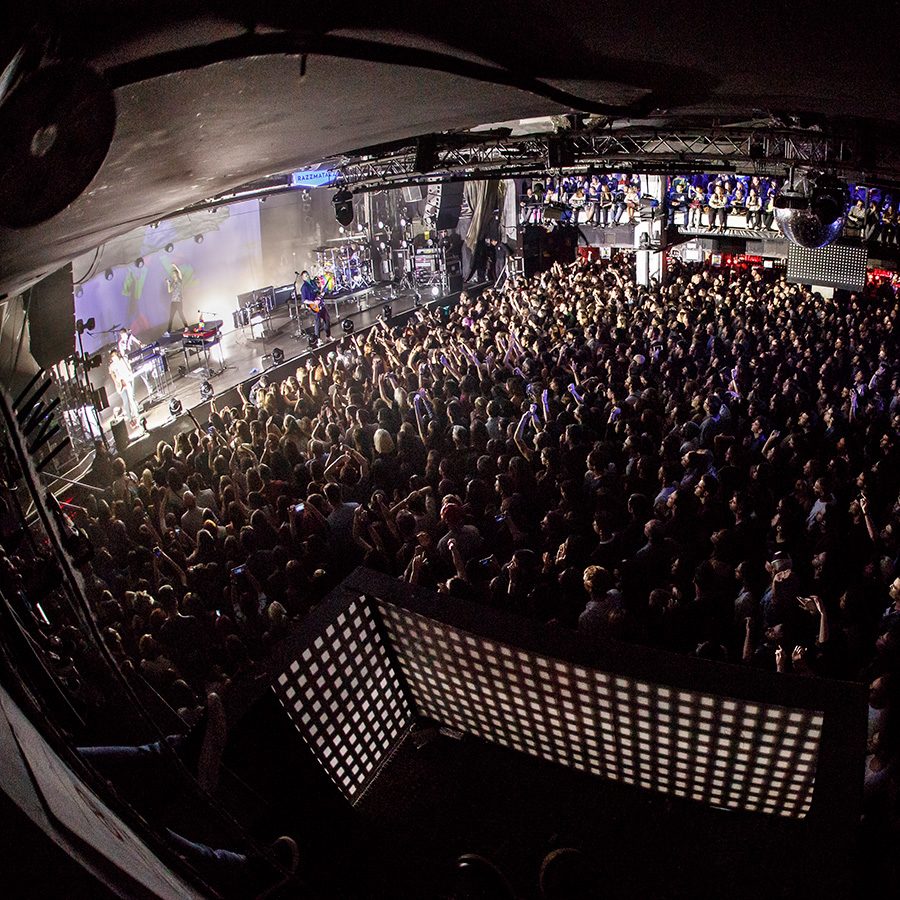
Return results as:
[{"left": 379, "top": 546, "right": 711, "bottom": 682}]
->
[{"left": 103, "top": 281, "right": 482, "bottom": 469}]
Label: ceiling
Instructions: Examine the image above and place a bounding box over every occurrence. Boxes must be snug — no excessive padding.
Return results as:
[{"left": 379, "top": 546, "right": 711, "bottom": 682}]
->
[{"left": 1, "top": 1, "right": 898, "bottom": 296}]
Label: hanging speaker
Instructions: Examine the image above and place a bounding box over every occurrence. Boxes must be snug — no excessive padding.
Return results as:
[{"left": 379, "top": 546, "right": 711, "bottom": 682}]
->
[
  {"left": 425, "top": 182, "right": 464, "bottom": 231},
  {"left": 0, "top": 63, "right": 116, "bottom": 229},
  {"left": 27, "top": 263, "right": 75, "bottom": 368}
]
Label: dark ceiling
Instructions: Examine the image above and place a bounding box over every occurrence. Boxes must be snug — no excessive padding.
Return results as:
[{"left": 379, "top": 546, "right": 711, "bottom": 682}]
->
[{"left": 1, "top": 1, "right": 898, "bottom": 295}]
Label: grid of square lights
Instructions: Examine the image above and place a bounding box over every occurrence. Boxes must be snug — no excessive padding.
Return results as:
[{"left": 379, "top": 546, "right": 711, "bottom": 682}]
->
[
  {"left": 273, "top": 596, "right": 411, "bottom": 803},
  {"left": 787, "top": 243, "right": 867, "bottom": 290},
  {"left": 378, "top": 601, "right": 823, "bottom": 818}
]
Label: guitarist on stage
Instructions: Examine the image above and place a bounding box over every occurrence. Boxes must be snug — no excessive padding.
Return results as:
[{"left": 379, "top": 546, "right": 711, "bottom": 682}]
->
[{"left": 299, "top": 270, "right": 331, "bottom": 340}]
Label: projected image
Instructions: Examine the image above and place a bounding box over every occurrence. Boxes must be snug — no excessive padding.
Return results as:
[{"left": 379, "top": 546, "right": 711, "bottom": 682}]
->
[
  {"left": 74, "top": 201, "right": 264, "bottom": 353},
  {"left": 379, "top": 601, "right": 823, "bottom": 819},
  {"left": 272, "top": 596, "right": 412, "bottom": 803}
]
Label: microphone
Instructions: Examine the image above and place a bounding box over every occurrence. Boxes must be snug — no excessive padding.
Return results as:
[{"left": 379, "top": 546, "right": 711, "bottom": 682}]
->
[{"left": 294, "top": 271, "right": 300, "bottom": 276}]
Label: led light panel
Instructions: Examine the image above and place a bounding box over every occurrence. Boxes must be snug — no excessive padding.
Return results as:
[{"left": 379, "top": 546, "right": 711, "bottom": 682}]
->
[
  {"left": 379, "top": 601, "right": 823, "bottom": 818},
  {"left": 786, "top": 242, "right": 867, "bottom": 291},
  {"left": 273, "top": 596, "right": 412, "bottom": 803}
]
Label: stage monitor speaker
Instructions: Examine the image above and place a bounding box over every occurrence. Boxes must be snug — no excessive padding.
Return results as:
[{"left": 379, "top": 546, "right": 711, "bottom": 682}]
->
[
  {"left": 402, "top": 186, "right": 424, "bottom": 203},
  {"left": 27, "top": 263, "right": 74, "bottom": 368},
  {"left": 426, "top": 182, "right": 464, "bottom": 231},
  {"left": 110, "top": 418, "right": 129, "bottom": 455},
  {"left": 448, "top": 273, "right": 463, "bottom": 294}
]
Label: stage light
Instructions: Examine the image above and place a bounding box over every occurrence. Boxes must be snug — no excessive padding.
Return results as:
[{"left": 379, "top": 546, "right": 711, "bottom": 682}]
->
[
  {"left": 75, "top": 286, "right": 83, "bottom": 298},
  {"left": 168, "top": 398, "right": 183, "bottom": 416},
  {"left": 333, "top": 188, "right": 354, "bottom": 227},
  {"left": 135, "top": 257, "right": 144, "bottom": 268},
  {"left": 164, "top": 242, "right": 174, "bottom": 253},
  {"left": 150, "top": 221, "right": 159, "bottom": 229},
  {"left": 377, "top": 220, "right": 384, "bottom": 229},
  {"left": 341, "top": 317, "right": 355, "bottom": 333},
  {"left": 400, "top": 217, "right": 407, "bottom": 227},
  {"left": 271, "top": 347, "right": 285, "bottom": 365},
  {"left": 379, "top": 241, "right": 386, "bottom": 250},
  {"left": 382, "top": 304, "right": 393, "bottom": 319},
  {"left": 194, "top": 234, "right": 204, "bottom": 243},
  {"left": 104, "top": 269, "right": 113, "bottom": 281},
  {"left": 430, "top": 286, "right": 440, "bottom": 298},
  {"left": 199, "top": 380, "right": 214, "bottom": 402}
]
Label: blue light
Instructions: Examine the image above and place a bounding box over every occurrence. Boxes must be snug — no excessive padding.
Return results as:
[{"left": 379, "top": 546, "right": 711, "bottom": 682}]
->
[{"left": 291, "top": 168, "right": 340, "bottom": 188}]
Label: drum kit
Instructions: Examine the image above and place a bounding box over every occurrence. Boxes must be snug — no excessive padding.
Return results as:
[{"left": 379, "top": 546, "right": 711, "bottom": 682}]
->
[{"left": 314, "top": 236, "right": 376, "bottom": 295}]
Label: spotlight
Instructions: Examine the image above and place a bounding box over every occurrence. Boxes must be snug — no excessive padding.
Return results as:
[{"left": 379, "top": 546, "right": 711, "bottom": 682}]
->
[
  {"left": 430, "top": 285, "right": 440, "bottom": 298},
  {"left": 199, "top": 380, "right": 214, "bottom": 402},
  {"left": 75, "top": 286, "right": 83, "bottom": 298},
  {"left": 168, "top": 398, "right": 183, "bottom": 416},
  {"left": 382, "top": 304, "right": 393, "bottom": 319},
  {"left": 379, "top": 241, "right": 386, "bottom": 250},
  {"left": 194, "top": 234, "right": 204, "bottom": 243},
  {"left": 377, "top": 220, "right": 384, "bottom": 229},
  {"left": 104, "top": 269, "right": 113, "bottom": 281},
  {"left": 338, "top": 225, "right": 345, "bottom": 234},
  {"left": 341, "top": 317, "right": 355, "bottom": 333},
  {"left": 135, "top": 257, "right": 144, "bottom": 268},
  {"left": 164, "top": 242, "right": 174, "bottom": 253},
  {"left": 271, "top": 347, "right": 285, "bottom": 365},
  {"left": 400, "top": 217, "right": 407, "bottom": 227},
  {"left": 333, "top": 188, "right": 354, "bottom": 227}
]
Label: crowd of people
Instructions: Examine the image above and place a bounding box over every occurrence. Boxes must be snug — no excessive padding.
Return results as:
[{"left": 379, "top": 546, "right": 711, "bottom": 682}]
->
[
  {"left": 3, "top": 252, "right": 900, "bottom": 880},
  {"left": 520, "top": 174, "right": 899, "bottom": 243}
]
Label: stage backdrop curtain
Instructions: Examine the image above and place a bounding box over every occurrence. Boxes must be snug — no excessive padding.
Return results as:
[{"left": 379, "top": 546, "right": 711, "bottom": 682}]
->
[{"left": 464, "top": 180, "right": 500, "bottom": 251}]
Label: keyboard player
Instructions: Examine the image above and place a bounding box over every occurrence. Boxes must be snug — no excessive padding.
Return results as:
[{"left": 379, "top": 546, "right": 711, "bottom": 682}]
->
[{"left": 117, "top": 327, "right": 153, "bottom": 401}]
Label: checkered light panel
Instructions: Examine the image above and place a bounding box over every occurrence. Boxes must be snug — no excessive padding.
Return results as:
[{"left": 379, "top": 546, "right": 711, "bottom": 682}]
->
[
  {"left": 787, "top": 242, "right": 867, "bottom": 290},
  {"left": 379, "top": 601, "right": 823, "bottom": 818},
  {"left": 273, "top": 596, "right": 411, "bottom": 803}
]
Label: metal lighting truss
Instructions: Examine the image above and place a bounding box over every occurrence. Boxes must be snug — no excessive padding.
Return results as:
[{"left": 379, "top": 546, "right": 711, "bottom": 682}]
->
[
  {"left": 324, "top": 127, "right": 899, "bottom": 192},
  {"left": 190, "top": 124, "right": 900, "bottom": 215}
]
